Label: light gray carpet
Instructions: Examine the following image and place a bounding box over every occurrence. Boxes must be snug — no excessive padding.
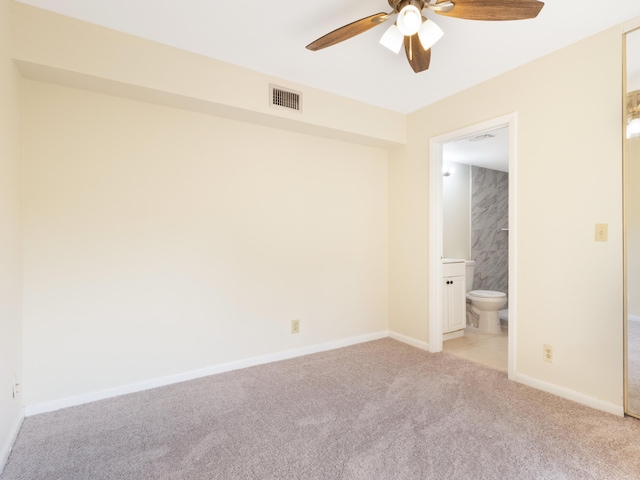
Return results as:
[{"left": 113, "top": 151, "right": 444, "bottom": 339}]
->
[{"left": 3, "top": 338, "right": 640, "bottom": 480}]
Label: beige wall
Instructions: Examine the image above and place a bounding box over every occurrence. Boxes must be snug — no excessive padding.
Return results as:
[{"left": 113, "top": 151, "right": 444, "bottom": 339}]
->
[
  {"left": 22, "top": 80, "right": 389, "bottom": 405},
  {"left": 0, "top": 0, "right": 23, "bottom": 467},
  {"left": 390, "top": 27, "right": 624, "bottom": 406},
  {"left": 11, "top": 2, "right": 405, "bottom": 149},
  {"left": 442, "top": 161, "right": 471, "bottom": 260}
]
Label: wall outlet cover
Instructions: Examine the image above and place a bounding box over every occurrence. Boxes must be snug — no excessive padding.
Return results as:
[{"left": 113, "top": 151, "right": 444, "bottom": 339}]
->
[
  {"left": 595, "top": 223, "right": 608, "bottom": 242},
  {"left": 291, "top": 319, "right": 300, "bottom": 334}
]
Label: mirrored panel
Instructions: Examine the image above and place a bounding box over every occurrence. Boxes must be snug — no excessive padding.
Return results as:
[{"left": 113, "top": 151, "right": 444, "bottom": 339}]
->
[{"left": 625, "top": 26, "right": 640, "bottom": 418}]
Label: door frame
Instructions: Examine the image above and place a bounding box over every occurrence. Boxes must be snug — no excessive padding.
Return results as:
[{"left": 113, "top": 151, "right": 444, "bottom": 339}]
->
[{"left": 428, "top": 113, "right": 518, "bottom": 380}]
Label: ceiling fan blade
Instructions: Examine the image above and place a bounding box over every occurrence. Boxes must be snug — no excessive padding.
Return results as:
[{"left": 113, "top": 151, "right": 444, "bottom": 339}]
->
[
  {"left": 435, "top": 0, "right": 544, "bottom": 21},
  {"left": 404, "top": 34, "right": 431, "bottom": 73},
  {"left": 306, "top": 12, "right": 389, "bottom": 51}
]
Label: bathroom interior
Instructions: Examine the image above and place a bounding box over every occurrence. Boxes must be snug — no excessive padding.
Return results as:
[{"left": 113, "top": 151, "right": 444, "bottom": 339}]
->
[{"left": 441, "top": 126, "right": 509, "bottom": 372}]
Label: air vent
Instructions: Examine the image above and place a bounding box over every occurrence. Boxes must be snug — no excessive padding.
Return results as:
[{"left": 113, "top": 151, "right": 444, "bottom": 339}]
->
[
  {"left": 270, "top": 85, "right": 302, "bottom": 113},
  {"left": 468, "top": 133, "right": 496, "bottom": 142}
]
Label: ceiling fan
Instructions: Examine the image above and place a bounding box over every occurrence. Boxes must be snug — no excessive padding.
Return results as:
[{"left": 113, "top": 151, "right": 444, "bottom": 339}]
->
[{"left": 306, "top": 0, "right": 545, "bottom": 73}]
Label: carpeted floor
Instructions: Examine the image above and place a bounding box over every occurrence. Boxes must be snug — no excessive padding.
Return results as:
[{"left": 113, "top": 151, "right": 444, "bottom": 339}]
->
[{"left": 3, "top": 338, "right": 640, "bottom": 480}]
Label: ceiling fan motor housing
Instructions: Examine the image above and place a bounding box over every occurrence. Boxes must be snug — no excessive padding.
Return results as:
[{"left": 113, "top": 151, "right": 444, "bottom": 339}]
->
[{"left": 389, "top": 0, "right": 425, "bottom": 13}]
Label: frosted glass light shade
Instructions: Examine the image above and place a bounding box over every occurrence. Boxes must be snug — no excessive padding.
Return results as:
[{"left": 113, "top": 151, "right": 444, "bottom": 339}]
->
[
  {"left": 628, "top": 117, "right": 640, "bottom": 138},
  {"left": 417, "top": 18, "right": 444, "bottom": 50},
  {"left": 380, "top": 24, "right": 404, "bottom": 54},
  {"left": 396, "top": 5, "right": 422, "bottom": 36}
]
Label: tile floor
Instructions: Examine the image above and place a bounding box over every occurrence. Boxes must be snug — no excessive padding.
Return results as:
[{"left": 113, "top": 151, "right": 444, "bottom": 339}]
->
[{"left": 443, "top": 327, "right": 508, "bottom": 372}]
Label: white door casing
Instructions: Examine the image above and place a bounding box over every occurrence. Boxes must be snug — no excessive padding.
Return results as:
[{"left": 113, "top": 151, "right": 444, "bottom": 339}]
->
[{"left": 428, "top": 113, "right": 518, "bottom": 381}]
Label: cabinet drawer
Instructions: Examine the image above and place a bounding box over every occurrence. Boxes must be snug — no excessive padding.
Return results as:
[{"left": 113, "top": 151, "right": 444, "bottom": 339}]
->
[{"left": 443, "top": 262, "right": 465, "bottom": 277}]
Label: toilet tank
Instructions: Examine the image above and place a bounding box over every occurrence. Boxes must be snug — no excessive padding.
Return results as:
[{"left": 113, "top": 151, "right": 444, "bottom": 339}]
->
[{"left": 465, "top": 260, "right": 475, "bottom": 292}]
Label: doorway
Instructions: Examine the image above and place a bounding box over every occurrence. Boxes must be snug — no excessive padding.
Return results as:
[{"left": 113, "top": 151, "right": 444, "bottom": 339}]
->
[{"left": 428, "top": 114, "right": 518, "bottom": 380}]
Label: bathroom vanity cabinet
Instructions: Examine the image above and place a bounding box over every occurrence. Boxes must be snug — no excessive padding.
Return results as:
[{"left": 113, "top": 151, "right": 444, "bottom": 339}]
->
[{"left": 443, "top": 261, "right": 466, "bottom": 334}]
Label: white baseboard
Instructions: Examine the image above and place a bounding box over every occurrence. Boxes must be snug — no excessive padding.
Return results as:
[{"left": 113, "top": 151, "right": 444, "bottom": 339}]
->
[
  {"left": 388, "top": 331, "right": 429, "bottom": 351},
  {"left": 25, "top": 331, "right": 389, "bottom": 417},
  {"left": 0, "top": 408, "right": 24, "bottom": 475},
  {"left": 514, "top": 373, "right": 624, "bottom": 417}
]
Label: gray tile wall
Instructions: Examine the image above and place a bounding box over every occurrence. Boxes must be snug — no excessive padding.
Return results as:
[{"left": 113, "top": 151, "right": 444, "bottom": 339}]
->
[{"left": 471, "top": 166, "right": 508, "bottom": 295}]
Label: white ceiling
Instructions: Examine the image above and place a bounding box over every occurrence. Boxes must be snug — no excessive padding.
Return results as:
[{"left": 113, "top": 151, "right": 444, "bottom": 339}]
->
[{"left": 14, "top": 0, "right": 640, "bottom": 114}]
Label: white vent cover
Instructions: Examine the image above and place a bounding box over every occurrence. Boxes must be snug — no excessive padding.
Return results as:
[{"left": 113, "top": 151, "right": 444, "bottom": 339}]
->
[{"left": 270, "top": 85, "right": 302, "bottom": 113}]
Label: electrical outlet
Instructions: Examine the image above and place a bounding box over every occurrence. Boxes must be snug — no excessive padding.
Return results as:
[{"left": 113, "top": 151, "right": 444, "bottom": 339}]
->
[
  {"left": 291, "top": 319, "right": 300, "bottom": 334},
  {"left": 543, "top": 344, "right": 553, "bottom": 363},
  {"left": 12, "top": 375, "right": 20, "bottom": 399}
]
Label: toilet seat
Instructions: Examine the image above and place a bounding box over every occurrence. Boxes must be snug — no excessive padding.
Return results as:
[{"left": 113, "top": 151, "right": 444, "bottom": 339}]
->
[{"left": 467, "top": 290, "right": 506, "bottom": 299}]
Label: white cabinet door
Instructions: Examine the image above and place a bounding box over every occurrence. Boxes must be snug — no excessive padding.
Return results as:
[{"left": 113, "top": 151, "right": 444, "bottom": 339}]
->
[{"left": 443, "top": 275, "right": 466, "bottom": 333}]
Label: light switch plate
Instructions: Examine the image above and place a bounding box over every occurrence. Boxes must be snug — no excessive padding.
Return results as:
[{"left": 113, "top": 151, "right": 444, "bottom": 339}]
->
[{"left": 595, "top": 223, "right": 608, "bottom": 242}]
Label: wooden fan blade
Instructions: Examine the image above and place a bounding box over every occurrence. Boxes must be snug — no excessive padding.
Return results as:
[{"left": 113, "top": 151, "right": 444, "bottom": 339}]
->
[
  {"left": 306, "top": 12, "right": 388, "bottom": 51},
  {"left": 404, "top": 34, "right": 431, "bottom": 73},
  {"left": 435, "top": 0, "right": 544, "bottom": 21}
]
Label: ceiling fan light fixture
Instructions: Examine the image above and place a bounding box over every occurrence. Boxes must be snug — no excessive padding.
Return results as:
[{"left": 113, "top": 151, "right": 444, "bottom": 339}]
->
[
  {"left": 417, "top": 17, "right": 444, "bottom": 50},
  {"left": 305, "top": 0, "right": 546, "bottom": 74},
  {"left": 379, "top": 23, "right": 404, "bottom": 54},
  {"left": 396, "top": 4, "right": 423, "bottom": 36}
]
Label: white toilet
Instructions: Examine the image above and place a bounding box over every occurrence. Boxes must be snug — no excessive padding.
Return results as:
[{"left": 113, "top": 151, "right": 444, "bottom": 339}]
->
[{"left": 465, "top": 260, "right": 506, "bottom": 335}]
